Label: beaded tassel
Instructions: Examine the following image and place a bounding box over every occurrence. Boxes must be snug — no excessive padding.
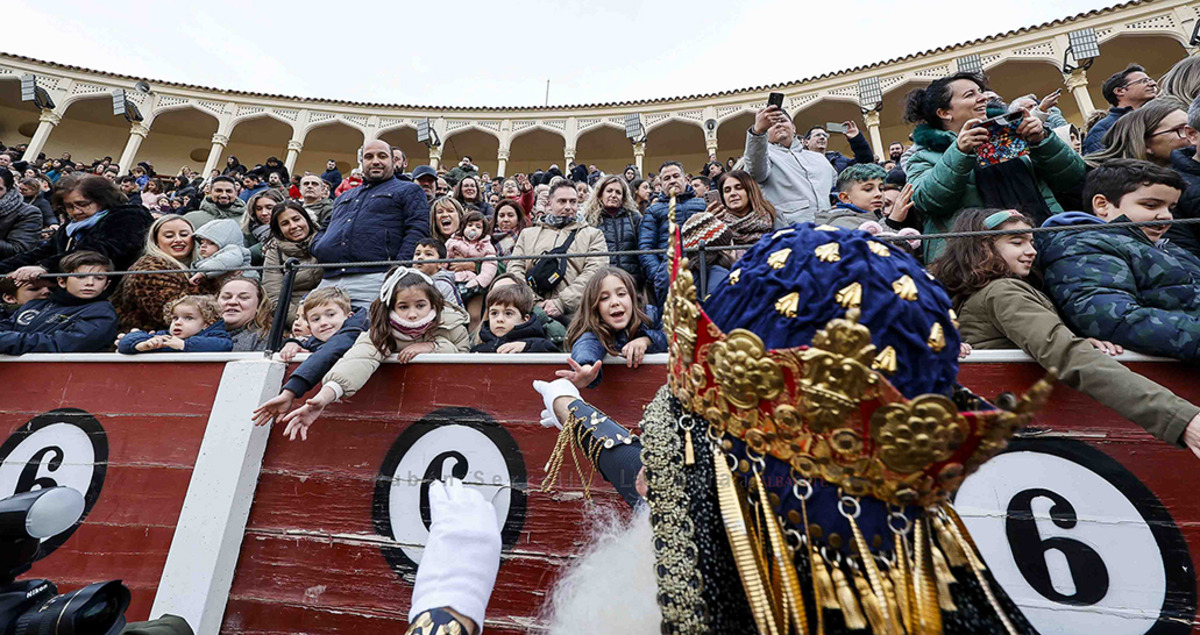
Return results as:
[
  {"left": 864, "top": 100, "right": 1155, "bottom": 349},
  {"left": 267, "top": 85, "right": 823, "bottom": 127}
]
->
[
  {"left": 849, "top": 509, "right": 899, "bottom": 635},
  {"left": 831, "top": 561, "right": 868, "bottom": 631},
  {"left": 852, "top": 567, "right": 888, "bottom": 634},
  {"left": 929, "top": 542, "right": 958, "bottom": 613}
]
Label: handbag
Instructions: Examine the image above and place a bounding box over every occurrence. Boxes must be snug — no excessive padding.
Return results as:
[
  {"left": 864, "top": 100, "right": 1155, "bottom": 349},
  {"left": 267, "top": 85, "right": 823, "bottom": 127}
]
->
[{"left": 526, "top": 229, "right": 579, "bottom": 296}]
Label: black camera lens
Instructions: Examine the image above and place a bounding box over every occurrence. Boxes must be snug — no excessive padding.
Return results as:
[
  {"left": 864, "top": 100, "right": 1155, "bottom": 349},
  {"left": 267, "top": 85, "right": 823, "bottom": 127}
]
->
[{"left": 11, "top": 580, "right": 129, "bottom": 635}]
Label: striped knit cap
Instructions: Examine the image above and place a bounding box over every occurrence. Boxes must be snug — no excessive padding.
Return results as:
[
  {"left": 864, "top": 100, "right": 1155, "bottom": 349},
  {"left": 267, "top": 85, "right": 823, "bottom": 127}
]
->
[{"left": 681, "top": 211, "right": 733, "bottom": 251}]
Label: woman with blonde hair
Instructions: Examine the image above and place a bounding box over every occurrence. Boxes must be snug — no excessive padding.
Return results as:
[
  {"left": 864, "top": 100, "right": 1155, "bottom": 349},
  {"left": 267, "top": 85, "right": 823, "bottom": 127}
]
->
[
  {"left": 1159, "top": 55, "right": 1200, "bottom": 104},
  {"left": 112, "top": 215, "right": 213, "bottom": 331},
  {"left": 1085, "top": 96, "right": 1189, "bottom": 167},
  {"left": 581, "top": 175, "right": 643, "bottom": 285}
]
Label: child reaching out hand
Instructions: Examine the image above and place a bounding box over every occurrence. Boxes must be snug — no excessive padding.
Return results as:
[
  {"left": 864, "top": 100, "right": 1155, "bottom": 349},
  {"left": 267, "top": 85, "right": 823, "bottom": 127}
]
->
[
  {"left": 558, "top": 267, "right": 666, "bottom": 389},
  {"left": 118, "top": 295, "right": 232, "bottom": 353},
  {"left": 277, "top": 267, "right": 470, "bottom": 441}
]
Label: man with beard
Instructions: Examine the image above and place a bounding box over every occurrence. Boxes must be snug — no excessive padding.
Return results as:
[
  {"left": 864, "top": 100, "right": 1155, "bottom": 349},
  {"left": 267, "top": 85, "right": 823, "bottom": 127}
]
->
[
  {"left": 183, "top": 176, "right": 246, "bottom": 229},
  {"left": 311, "top": 139, "right": 430, "bottom": 307},
  {"left": 321, "top": 159, "right": 343, "bottom": 192},
  {"left": 391, "top": 147, "right": 412, "bottom": 181}
]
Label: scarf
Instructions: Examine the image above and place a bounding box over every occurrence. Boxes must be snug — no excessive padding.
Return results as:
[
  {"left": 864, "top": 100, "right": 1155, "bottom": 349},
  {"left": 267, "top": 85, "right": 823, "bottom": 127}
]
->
[
  {"left": 0, "top": 187, "right": 23, "bottom": 215},
  {"left": 65, "top": 209, "right": 110, "bottom": 238},
  {"left": 719, "top": 208, "right": 773, "bottom": 246},
  {"left": 389, "top": 309, "right": 437, "bottom": 340},
  {"left": 538, "top": 213, "right": 573, "bottom": 229}
]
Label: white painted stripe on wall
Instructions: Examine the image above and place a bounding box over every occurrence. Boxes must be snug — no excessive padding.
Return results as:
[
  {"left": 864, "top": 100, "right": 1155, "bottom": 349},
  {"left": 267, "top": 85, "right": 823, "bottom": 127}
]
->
[{"left": 149, "top": 359, "right": 285, "bottom": 635}]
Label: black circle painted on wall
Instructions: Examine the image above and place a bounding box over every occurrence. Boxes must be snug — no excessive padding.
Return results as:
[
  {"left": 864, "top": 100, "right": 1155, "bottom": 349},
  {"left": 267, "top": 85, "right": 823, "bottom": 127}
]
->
[
  {"left": 959, "top": 436, "right": 1196, "bottom": 634},
  {"left": 0, "top": 408, "right": 109, "bottom": 562},
  {"left": 371, "top": 406, "right": 527, "bottom": 579}
]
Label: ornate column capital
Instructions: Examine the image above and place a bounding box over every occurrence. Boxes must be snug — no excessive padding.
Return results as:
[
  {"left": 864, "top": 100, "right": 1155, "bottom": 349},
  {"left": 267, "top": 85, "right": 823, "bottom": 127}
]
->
[
  {"left": 211, "top": 134, "right": 230, "bottom": 147},
  {"left": 1063, "top": 69, "right": 1089, "bottom": 90},
  {"left": 497, "top": 149, "right": 510, "bottom": 160},
  {"left": 286, "top": 140, "right": 304, "bottom": 152},
  {"left": 633, "top": 141, "right": 646, "bottom": 157},
  {"left": 862, "top": 110, "right": 881, "bottom": 128},
  {"left": 129, "top": 122, "right": 150, "bottom": 138},
  {"left": 38, "top": 110, "right": 62, "bottom": 126}
]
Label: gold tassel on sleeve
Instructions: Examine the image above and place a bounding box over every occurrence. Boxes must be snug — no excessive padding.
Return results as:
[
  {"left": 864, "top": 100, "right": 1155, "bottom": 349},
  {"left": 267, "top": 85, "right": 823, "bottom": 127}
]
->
[
  {"left": 830, "top": 560, "right": 868, "bottom": 631},
  {"left": 713, "top": 445, "right": 780, "bottom": 635},
  {"left": 912, "top": 519, "right": 943, "bottom": 635}
]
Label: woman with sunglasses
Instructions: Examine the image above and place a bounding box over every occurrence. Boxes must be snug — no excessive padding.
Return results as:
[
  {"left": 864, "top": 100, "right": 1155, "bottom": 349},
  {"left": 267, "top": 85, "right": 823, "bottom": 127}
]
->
[{"left": 0, "top": 175, "right": 153, "bottom": 282}]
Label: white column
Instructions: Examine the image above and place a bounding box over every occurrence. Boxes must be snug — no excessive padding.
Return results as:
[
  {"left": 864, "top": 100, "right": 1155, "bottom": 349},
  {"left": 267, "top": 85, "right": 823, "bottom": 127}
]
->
[
  {"left": 429, "top": 146, "right": 442, "bottom": 170},
  {"left": 497, "top": 148, "right": 509, "bottom": 177},
  {"left": 863, "top": 110, "right": 884, "bottom": 161},
  {"left": 564, "top": 146, "right": 576, "bottom": 170},
  {"left": 150, "top": 359, "right": 286, "bottom": 635},
  {"left": 1065, "top": 69, "right": 1096, "bottom": 119},
  {"left": 202, "top": 134, "right": 229, "bottom": 177},
  {"left": 21, "top": 110, "right": 61, "bottom": 164},
  {"left": 705, "top": 137, "right": 719, "bottom": 162},
  {"left": 284, "top": 139, "right": 303, "bottom": 174},
  {"left": 117, "top": 122, "right": 150, "bottom": 174},
  {"left": 633, "top": 141, "right": 646, "bottom": 175}
]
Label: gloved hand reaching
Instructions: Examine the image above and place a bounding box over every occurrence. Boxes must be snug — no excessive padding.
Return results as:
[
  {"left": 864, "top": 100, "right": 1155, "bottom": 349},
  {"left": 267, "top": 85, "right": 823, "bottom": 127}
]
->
[
  {"left": 408, "top": 478, "right": 503, "bottom": 633},
  {"left": 532, "top": 378, "right": 581, "bottom": 429}
]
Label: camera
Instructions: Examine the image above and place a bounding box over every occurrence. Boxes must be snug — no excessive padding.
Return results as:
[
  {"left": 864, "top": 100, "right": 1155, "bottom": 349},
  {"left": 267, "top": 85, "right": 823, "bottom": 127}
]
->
[{"left": 0, "top": 488, "right": 130, "bottom": 635}]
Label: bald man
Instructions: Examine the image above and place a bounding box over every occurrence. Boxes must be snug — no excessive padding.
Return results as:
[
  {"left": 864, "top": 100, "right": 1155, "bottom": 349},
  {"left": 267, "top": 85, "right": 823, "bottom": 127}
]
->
[{"left": 311, "top": 139, "right": 431, "bottom": 307}]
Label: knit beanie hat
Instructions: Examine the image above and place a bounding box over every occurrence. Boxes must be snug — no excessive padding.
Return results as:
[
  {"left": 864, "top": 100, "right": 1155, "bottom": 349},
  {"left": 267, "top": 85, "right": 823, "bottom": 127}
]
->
[{"left": 681, "top": 211, "right": 733, "bottom": 251}]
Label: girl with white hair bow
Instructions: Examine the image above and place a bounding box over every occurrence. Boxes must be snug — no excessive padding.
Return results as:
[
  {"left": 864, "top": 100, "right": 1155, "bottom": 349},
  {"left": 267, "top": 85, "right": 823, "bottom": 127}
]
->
[{"left": 278, "top": 266, "right": 471, "bottom": 441}]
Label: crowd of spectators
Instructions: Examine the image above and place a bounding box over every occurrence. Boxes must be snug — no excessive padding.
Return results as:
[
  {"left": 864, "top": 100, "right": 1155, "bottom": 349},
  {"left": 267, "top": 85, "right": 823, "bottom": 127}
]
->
[{"left": 2, "top": 54, "right": 1200, "bottom": 448}]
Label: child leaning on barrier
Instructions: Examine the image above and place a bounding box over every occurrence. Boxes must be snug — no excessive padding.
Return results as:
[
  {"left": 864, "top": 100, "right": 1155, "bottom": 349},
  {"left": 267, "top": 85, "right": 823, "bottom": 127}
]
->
[
  {"left": 276, "top": 287, "right": 355, "bottom": 362},
  {"left": 253, "top": 287, "right": 367, "bottom": 428},
  {"left": 471, "top": 278, "right": 557, "bottom": 353},
  {"left": 0, "top": 251, "right": 118, "bottom": 354},
  {"left": 118, "top": 295, "right": 232, "bottom": 354},
  {"left": 0, "top": 277, "right": 52, "bottom": 320},
  {"left": 272, "top": 267, "right": 470, "bottom": 440},
  {"left": 558, "top": 266, "right": 667, "bottom": 389},
  {"left": 484, "top": 273, "right": 566, "bottom": 349}
]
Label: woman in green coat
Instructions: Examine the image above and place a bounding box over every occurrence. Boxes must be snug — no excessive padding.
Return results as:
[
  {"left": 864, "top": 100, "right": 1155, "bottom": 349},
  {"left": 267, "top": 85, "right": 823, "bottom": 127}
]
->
[
  {"left": 904, "top": 72, "right": 1086, "bottom": 260},
  {"left": 929, "top": 208, "right": 1200, "bottom": 455}
]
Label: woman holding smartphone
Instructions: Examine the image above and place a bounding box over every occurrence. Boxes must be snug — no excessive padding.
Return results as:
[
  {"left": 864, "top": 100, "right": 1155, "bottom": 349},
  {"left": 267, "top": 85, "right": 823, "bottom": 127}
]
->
[{"left": 903, "top": 72, "right": 1086, "bottom": 260}]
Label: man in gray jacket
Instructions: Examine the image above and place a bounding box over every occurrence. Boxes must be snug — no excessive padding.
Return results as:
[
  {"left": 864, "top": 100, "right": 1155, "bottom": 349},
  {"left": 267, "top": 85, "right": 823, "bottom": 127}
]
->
[{"left": 744, "top": 105, "right": 836, "bottom": 227}]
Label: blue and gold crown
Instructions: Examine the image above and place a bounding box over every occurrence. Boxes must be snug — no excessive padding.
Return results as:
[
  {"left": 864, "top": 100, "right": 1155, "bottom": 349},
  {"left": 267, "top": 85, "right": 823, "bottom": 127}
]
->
[{"left": 663, "top": 220, "right": 1051, "bottom": 508}]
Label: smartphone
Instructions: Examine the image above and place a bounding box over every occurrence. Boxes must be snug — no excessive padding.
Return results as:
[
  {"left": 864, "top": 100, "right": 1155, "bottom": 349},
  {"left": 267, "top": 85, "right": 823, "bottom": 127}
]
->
[
  {"left": 705, "top": 189, "right": 720, "bottom": 206},
  {"left": 767, "top": 92, "right": 785, "bottom": 110},
  {"left": 976, "top": 110, "right": 1023, "bottom": 128},
  {"left": 826, "top": 122, "right": 848, "bottom": 134}
]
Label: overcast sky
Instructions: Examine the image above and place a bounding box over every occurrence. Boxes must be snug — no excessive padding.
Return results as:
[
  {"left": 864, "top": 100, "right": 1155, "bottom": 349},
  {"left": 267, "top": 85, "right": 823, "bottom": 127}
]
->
[{"left": 9, "top": 0, "right": 1111, "bottom": 108}]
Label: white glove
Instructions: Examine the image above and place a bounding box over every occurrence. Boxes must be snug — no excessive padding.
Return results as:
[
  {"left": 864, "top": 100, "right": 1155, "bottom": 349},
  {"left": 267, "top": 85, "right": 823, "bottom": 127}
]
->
[
  {"left": 532, "top": 379, "right": 580, "bottom": 429},
  {"left": 408, "top": 478, "right": 502, "bottom": 632}
]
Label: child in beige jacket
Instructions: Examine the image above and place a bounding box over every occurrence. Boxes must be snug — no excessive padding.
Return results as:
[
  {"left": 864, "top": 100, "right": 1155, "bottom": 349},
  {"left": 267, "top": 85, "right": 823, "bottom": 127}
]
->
[{"left": 278, "top": 267, "right": 470, "bottom": 440}]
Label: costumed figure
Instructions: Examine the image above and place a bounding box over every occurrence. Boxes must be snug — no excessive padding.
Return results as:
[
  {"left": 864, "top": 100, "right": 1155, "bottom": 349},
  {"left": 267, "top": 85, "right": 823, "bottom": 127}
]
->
[{"left": 529, "top": 195, "right": 1054, "bottom": 635}]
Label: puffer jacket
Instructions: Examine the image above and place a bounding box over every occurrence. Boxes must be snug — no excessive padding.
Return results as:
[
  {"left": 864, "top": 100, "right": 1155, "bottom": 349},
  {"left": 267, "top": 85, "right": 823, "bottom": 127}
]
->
[
  {"left": 0, "top": 199, "right": 42, "bottom": 259},
  {"left": 1040, "top": 212, "right": 1200, "bottom": 361},
  {"left": 906, "top": 124, "right": 1085, "bottom": 260},
  {"left": 470, "top": 315, "right": 558, "bottom": 353},
  {"left": 312, "top": 176, "right": 431, "bottom": 277},
  {"left": 117, "top": 320, "right": 233, "bottom": 354},
  {"left": 1082, "top": 106, "right": 1132, "bottom": 155},
  {"left": 282, "top": 309, "right": 369, "bottom": 397},
  {"left": 0, "top": 203, "right": 153, "bottom": 274},
  {"left": 569, "top": 305, "right": 668, "bottom": 388},
  {"left": 262, "top": 236, "right": 323, "bottom": 324},
  {"left": 637, "top": 188, "right": 707, "bottom": 302},
  {"left": 0, "top": 288, "right": 117, "bottom": 354},
  {"left": 594, "top": 207, "right": 643, "bottom": 285},
  {"left": 322, "top": 303, "right": 471, "bottom": 397},
  {"left": 743, "top": 129, "right": 836, "bottom": 227},
  {"left": 507, "top": 220, "right": 608, "bottom": 315}
]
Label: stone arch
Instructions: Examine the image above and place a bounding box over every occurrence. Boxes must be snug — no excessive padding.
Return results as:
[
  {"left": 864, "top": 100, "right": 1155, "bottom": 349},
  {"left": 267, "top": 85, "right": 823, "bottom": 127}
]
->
[
  {"left": 223, "top": 114, "right": 293, "bottom": 173},
  {"left": 443, "top": 123, "right": 502, "bottom": 144},
  {"left": 716, "top": 111, "right": 755, "bottom": 163},
  {"left": 788, "top": 98, "right": 870, "bottom": 159},
  {"left": 644, "top": 119, "right": 706, "bottom": 176},
  {"left": 378, "top": 126, "right": 430, "bottom": 172},
  {"left": 138, "top": 106, "right": 220, "bottom": 176},
  {"left": 43, "top": 94, "right": 130, "bottom": 167},
  {"left": 0, "top": 75, "right": 42, "bottom": 147},
  {"left": 576, "top": 124, "right": 633, "bottom": 176},
  {"left": 441, "top": 128, "right": 499, "bottom": 176},
  {"left": 507, "top": 128, "right": 565, "bottom": 175},
  {"left": 229, "top": 109, "right": 297, "bottom": 133},
  {"left": 295, "top": 120, "right": 364, "bottom": 177}
]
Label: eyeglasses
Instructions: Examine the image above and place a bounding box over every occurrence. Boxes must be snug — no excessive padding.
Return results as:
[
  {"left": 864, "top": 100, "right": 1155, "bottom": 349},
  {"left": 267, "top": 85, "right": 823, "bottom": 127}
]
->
[
  {"left": 1148, "top": 125, "right": 1189, "bottom": 139},
  {"left": 1122, "top": 77, "right": 1156, "bottom": 89},
  {"left": 64, "top": 200, "right": 96, "bottom": 211}
]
